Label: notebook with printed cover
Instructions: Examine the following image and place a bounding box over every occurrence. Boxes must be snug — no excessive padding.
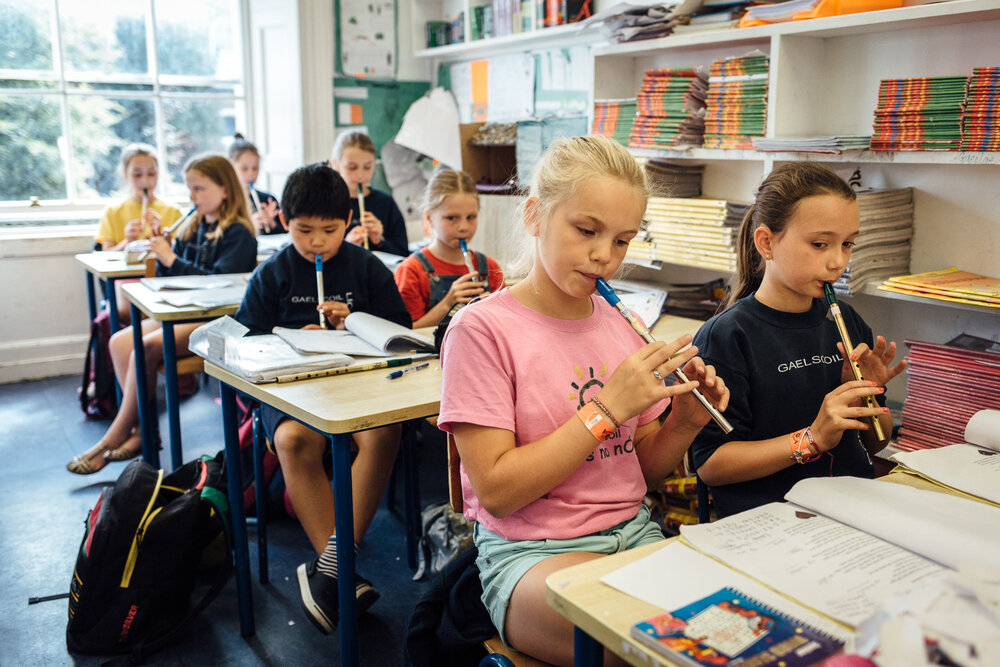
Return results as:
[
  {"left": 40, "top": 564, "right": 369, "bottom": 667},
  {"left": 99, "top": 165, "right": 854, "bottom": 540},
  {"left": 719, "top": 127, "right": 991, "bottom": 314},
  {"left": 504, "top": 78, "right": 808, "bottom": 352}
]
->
[{"left": 630, "top": 587, "right": 843, "bottom": 666}]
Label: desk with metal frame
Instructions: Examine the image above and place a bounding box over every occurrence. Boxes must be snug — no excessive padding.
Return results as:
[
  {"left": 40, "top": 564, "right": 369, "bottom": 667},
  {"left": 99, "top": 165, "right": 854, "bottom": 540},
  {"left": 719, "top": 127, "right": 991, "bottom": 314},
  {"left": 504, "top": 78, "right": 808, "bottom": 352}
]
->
[{"left": 203, "top": 357, "right": 440, "bottom": 660}]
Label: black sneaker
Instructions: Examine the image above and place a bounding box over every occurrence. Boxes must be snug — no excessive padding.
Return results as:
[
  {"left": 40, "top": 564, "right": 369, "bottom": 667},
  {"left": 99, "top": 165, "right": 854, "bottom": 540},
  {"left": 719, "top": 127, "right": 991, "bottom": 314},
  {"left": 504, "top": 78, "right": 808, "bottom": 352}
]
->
[{"left": 297, "top": 562, "right": 381, "bottom": 634}]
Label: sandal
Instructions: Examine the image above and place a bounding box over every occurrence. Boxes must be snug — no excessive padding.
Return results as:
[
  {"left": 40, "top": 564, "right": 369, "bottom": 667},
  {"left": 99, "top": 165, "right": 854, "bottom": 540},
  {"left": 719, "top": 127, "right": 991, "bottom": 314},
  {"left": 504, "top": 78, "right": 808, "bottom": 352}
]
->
[
  {"left": 105, "top": 446, "right": 142, "bottom": 462},
  {"left": 66, "top": 455, "right": 102, "bottom": 475}
]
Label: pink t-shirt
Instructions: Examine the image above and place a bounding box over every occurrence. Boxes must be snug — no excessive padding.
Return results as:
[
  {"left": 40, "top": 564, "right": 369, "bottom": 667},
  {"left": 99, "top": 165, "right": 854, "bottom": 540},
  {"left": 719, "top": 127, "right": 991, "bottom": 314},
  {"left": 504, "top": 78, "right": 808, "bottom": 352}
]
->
[{"left": 437, "top": 288, "right": 669, "bottom": 541}]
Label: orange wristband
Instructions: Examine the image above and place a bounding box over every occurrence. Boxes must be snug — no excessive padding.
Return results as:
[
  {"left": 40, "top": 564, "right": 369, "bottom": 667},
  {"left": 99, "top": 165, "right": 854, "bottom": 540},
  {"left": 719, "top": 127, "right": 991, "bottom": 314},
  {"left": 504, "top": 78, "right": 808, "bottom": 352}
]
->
[{"left": 577, "top": 402, "right": 616, "bottom": 442}]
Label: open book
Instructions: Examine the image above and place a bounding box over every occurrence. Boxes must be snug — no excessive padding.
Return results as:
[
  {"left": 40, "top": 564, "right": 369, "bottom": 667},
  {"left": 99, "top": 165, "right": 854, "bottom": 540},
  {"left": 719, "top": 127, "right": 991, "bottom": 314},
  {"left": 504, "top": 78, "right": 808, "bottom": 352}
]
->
[
  {"left": 630, "top": 587, "right": 843, "bottom": 667},
  {"left": 890, "top": 409, "right": 1000, "bottom": 505},
  {"left": 273, "top": 312, "right": 434, "bottom": 357},
  {"left": 188, "top": 316, "right": 352, "bottom": 383}
]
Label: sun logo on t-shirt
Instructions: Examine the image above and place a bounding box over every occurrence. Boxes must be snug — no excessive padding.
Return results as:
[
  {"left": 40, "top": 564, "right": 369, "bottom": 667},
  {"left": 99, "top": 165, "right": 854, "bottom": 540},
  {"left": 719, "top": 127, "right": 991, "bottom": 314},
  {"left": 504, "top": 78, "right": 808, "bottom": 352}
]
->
[{"left": 568, "top": 363, "right": 609, "bottom": 409}]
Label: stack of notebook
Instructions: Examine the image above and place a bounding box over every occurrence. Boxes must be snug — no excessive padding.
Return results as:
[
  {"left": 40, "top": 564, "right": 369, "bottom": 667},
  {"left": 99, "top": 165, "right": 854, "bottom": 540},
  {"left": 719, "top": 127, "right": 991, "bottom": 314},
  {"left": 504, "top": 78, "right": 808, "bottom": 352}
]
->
[
  {"left": 961, "top": 66, "right": 1000, "bottom": 151},
  {"left": 752, "top": 135, "right": 871, "bottom": 153},
  {"left": 628, "top": 67, "right": 708, "bottom": 150},
  {"left": 643, "top": 159, "right": 704, "bottom": 198},
  {"left": 896, "top": 335, "right": 1000, "bottom": 451},
  {"left": 592, "top": 98, "right": 637, "bottom": 147},
  {"left": 878, "top": 267, "right": 1000, "bottom": 308},
  {"left": 831, "top": 187, "right": 913, "bottom": 296},
  {"left": 703, "top": 53, "right": 769, "bottom": 149},
  {"left": 628, "top": 197, "right": 750, "bottom": 271},
  {"left": 870, "top": 75, "right": 967, "bottom": 151}
]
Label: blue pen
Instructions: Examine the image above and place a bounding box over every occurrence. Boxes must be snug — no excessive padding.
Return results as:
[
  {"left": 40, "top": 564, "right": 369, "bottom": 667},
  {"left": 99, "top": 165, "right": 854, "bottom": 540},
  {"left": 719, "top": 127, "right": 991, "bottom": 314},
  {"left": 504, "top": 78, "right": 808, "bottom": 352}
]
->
[
  {"left": 315, "top": 255, "right": 325, "bottom": 327},
  {"left": 387, "top": 362, "right": 429, "bottom": 380},
  {"left": 596, "top": 278, "right": 733, "bottom": 434}
]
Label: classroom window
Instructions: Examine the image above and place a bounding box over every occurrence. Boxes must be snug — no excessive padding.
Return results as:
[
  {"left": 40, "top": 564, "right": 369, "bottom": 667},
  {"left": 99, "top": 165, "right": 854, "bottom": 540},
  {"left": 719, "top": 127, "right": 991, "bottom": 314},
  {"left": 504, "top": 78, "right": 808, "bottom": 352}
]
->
[{"left": 0, "top": 0, "right": 247, "bottom": 211}]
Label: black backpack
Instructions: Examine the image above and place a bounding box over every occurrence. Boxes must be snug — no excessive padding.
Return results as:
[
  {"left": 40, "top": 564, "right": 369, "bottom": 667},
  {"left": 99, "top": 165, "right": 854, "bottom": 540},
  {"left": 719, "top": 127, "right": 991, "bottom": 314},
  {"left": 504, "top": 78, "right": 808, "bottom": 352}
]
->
[
  {"left": 79, "top": 309, "right": 117, "bottom": 421},
  {"left": 66, "top": 454, "right": 232, "bottom": 661}
]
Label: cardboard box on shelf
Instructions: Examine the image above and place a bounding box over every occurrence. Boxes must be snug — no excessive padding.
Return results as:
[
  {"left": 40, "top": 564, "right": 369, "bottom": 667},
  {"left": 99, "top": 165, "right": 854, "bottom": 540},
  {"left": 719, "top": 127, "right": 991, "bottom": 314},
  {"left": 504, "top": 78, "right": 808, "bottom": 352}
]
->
[{"left": 460, "top": 123, "right": 516, "bottom": 187}]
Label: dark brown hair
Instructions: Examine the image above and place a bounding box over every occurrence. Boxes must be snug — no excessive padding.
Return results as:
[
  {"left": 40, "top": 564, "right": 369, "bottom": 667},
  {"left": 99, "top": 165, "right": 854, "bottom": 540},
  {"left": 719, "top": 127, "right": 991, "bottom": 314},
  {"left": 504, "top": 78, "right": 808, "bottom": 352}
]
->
[
  {"left": 228, "top": 133, "right": 259, "bottom": 162},
  {"left": 729, "top": 162, "right": 856, "bottom": 307}
]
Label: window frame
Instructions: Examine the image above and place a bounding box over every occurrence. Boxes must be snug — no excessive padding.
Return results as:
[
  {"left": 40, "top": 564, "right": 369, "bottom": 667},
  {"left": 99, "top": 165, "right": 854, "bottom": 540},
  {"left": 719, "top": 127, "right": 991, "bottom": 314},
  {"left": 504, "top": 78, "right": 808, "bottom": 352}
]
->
[{"left": 0, "top": 0, "right": 252, "bottom": 220}]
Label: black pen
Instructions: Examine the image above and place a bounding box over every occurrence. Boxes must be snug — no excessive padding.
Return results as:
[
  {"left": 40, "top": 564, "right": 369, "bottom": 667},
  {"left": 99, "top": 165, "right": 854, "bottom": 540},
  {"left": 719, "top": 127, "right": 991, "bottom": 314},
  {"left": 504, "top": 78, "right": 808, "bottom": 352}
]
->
[{"left": 387, "top": 362, "right": 429, "bottom": 380}]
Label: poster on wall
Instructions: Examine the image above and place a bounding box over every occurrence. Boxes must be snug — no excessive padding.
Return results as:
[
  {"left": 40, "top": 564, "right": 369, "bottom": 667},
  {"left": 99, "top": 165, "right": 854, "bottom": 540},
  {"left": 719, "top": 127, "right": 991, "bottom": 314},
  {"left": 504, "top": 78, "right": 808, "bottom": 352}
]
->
[{"left": 337, "top": 0, "right": 397, "bottom": 78}]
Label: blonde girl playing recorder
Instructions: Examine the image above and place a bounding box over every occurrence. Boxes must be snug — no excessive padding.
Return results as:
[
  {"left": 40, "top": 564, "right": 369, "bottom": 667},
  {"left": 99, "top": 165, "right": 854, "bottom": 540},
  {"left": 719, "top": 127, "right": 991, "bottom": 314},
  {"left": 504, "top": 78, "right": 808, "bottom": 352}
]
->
[
  {"left": 394, "top": 169, "right": 505, "bottom": 328},
  {"left": 97, "top": 143, "right": 181, "bottom": 251},
  {"left": 691, "top": 162, "right": 907, "bottom": 518},
  {"left": 437, "top": 136, "right": 730, "bottom": 666},
  {"left": 67, "top": 154, "right": 257, "bottom": 474}
]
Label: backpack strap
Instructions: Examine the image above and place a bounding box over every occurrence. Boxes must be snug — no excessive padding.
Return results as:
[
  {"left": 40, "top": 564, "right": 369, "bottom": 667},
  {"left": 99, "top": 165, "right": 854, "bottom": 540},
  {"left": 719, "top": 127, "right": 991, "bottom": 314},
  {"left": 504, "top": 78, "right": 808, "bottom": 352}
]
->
[{"left": 412, "top": 250, "right": 438, "bottom": 281}]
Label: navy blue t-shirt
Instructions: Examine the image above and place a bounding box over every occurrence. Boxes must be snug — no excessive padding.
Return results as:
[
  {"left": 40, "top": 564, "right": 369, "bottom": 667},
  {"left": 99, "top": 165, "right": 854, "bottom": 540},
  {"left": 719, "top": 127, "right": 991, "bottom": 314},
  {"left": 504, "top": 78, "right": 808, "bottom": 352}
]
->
[
  {"left": 348, "top": 188, "right": 408, "bottom": 257},
  {"left": 158, "top": 218, "right": 257, "bottom": 276},
  {"left": 235, "top": 241, "right": 411, "bottom": 334},
  {"left": 691, "top": 293, "right": 882, "bottom": 517}
]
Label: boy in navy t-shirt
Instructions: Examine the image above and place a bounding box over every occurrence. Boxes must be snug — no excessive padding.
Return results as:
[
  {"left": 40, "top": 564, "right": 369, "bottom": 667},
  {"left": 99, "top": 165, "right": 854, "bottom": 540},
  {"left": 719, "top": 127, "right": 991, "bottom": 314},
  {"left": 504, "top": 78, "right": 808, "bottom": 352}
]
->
[{"left": 235, "top": 163, "right": 410, "bottom": 634}]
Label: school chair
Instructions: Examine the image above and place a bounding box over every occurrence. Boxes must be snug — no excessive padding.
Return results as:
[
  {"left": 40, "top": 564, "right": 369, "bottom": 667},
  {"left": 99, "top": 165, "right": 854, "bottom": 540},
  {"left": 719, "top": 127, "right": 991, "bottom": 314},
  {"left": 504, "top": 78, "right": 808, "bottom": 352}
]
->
[{"left": 447, "top": 434, "right": 554, "bottom": 667}]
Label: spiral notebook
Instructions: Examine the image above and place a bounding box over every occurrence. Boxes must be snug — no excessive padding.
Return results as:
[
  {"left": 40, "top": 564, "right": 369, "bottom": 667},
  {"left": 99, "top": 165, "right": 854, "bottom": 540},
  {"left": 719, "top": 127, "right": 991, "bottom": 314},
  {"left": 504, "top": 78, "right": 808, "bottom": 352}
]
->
[{"left": 630, "top": 587, "right": 843, "bottom": 666}]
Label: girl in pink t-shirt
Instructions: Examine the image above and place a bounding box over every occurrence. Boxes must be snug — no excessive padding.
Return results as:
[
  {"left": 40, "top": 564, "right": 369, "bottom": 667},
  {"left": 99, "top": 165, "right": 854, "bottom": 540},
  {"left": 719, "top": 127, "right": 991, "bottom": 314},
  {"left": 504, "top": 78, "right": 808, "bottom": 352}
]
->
[{"left": 438, "top": 135, "right": 730, "bottom": 666}]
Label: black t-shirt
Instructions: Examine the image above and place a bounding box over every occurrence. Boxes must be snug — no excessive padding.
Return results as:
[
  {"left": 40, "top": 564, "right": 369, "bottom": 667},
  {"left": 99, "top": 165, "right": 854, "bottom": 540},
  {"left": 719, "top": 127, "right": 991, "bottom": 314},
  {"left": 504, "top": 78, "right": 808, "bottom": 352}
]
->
[
  {"left": 347, "top": 188, "right": 409, "bottom": 257},
  {"left": 158, "top": 219, "right": 257, "bottom": 276},
  {"left": 235, "top": 241, "right": 411, "bottom": 334},
  {"left": 691, "top": 293, "right": 882, "bottom": 517}
]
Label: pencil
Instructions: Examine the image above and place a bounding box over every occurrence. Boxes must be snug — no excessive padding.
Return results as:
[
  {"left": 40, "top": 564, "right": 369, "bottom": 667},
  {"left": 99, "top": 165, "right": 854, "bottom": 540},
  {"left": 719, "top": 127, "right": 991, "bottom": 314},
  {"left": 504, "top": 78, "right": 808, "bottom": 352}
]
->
[
  {"left": 823, "top": 283, "right": 885, "bottom": 441},
  {"left": 315, "top": 255, "right": 325, "bottom": 327},
  {"left": 358, "top": 185, "right": 369, "bottom": 250},
  {"left": 275, "top": 356, "right": 435, "bottom": 383},
  {"left": 596, "top": 278, "right": 734, "bottom": 434}
]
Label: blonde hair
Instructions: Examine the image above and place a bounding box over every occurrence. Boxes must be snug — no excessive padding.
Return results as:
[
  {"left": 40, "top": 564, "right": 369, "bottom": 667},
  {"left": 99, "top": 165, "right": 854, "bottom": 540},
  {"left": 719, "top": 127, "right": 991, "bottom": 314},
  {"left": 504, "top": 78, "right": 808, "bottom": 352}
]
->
[
  {"left": 508, "top": 135, "right": 648, "bottom": 279},
  {"left": 421, "top": 169, "right": 479, "bottom": 213},
  {"left": 332, "top": 130, "right": 376, "bottom": 162},
  {"left": 176, "top": 154, "right": 256, "bottom": 242},
  {"left": 120, "top": 143, "right": 157, "bottom": 173}
]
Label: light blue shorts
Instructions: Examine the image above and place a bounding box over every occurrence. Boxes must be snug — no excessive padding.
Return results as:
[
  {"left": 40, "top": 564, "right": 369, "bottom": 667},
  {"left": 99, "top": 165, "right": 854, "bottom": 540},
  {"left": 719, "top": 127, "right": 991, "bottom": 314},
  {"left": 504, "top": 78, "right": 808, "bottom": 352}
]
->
[{"left": 474, "top": 504, "right": 664, "bottom": 645}]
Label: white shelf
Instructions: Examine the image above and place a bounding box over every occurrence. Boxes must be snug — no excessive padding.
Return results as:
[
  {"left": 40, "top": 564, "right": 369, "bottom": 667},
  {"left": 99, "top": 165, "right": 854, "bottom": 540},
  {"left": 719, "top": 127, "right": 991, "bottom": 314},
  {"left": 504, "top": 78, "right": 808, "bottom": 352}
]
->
[
  {"left": 631, "top": 148, "right": 1000, "bottom": 166},
  {"left": 860, "top": 284, "right": 1000, "bottom": 315},
  {"left": 415, "top": 22, "right": 602, "bottom": 61}
]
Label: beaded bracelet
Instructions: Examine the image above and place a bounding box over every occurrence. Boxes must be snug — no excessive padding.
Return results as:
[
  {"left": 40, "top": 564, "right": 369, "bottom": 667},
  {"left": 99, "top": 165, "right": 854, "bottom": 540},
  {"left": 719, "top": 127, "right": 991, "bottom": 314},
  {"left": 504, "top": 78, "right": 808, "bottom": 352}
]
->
[
  {"left": 589, "top": 395, "right": 620, "bottom": 429},
  {"left": 577, "top": 401, "right": 616, "bottom": 442},
  {"left": 789, "top": 428, "right": 821, "bottom": 464}
]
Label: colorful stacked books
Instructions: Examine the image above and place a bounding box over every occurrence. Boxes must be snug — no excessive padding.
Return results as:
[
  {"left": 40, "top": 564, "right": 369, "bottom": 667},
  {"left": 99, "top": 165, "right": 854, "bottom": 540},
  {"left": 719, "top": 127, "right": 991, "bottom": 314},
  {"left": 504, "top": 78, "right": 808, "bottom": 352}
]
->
[
  {"left": 592, "top": 98, "right": 637, "bottom": 147},
  {"left": 655, "top": 476, "right": 706, "bottom": 534},
  {"left": 961, "top": 66, "right": 1000, "bottom": 151},
  {"left": 870, "top": 75, "right": 967, "bottom": 151},
  {"left": 628, "top": 67, "right": 708, "bottom": 150},
  {"left": 878, "top": 267, "right": 1000, "bottom": 308},
  {"left": 896, "top": 335, "right": 1000, "bottom": 451},
  {"left": 704, "top": 53, "right": 768, "bottom": 149},
  {"left": 832, "top": 187, "right": 913, "bottom": 296},
  {"left": 644, "top": 159, "right": 704, "bottom": 198},
  {"left": 628, "top": 197, "right": 750, "bottom": 271}
]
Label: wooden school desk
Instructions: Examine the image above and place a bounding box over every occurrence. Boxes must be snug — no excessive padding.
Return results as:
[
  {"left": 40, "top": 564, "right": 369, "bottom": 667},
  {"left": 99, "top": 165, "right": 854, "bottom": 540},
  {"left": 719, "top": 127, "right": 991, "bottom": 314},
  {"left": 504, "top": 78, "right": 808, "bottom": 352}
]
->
[
  {"left": 120, "top": 277, "right": 247, "bottom": 471},
  {"left": 76, "top": 251, "right": 146, "bottom": 334},
  {"left": 203, "top": 356, "right": 441, "bottom": 659}
]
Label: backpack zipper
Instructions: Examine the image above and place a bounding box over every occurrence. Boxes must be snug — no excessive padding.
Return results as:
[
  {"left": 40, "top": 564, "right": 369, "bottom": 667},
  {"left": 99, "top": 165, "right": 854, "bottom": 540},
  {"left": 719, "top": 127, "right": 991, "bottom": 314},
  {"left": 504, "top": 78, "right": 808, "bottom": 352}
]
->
[{"left": 120, "top": 469, "right": 164, "bottom": 587}]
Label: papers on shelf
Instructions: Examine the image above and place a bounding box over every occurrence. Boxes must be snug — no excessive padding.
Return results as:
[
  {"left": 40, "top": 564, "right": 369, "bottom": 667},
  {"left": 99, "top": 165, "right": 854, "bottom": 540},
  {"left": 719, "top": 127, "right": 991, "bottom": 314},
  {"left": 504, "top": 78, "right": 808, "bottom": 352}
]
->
[
  {"left": 752, "top": 135, "right": 872, "bottom": 153},
  {"left": 890, "top": 409, "right": 1000, "bottom": 505},
  {"left": 273, "top": 312, "right": 435, "bottom": 357},
  {"left": 607, "top": 279, "right": 667, "bottom": 328},
  {"left": 189, "top": 316, "right": 352, "bottom": 384}
]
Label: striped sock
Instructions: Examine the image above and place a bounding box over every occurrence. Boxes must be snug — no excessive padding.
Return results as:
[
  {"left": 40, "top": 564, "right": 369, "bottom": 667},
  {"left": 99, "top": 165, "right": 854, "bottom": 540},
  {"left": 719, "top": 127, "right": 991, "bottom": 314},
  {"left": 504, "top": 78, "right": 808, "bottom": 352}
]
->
[{"left": 315, "top": 535, "right": 359, "bottom": 580}]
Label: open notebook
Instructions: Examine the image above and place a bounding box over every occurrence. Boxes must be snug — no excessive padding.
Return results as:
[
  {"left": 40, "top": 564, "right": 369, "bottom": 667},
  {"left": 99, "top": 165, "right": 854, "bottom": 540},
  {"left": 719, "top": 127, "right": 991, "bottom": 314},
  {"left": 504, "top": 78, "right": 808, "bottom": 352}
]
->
[{"left": 273, "top": 312, "right": 435, "bottom": 357}]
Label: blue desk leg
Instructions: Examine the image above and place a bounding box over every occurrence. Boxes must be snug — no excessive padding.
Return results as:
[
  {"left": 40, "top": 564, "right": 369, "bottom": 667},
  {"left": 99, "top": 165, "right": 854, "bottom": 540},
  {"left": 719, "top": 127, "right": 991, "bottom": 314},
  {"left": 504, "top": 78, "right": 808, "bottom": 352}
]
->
[
  {"left": 161, "top": 322, "right": 182, "bottom": 470},
  {"left": 331, "top": 432, "right": 359, "bottom": 667},
  {"left": 105, "top": 277, "right": 124, "bottom": 405},
  {"left": 251, "top": 409, "right": 269, "bottom": 585},
  {"left": 85, "top": 272, "right": 97, "bottom": 322},
  {"left": 221, "top": 383, "right": 255, "bottom": 637},
  {"left": 131, "top": 303, "right": 158, "bottom": 468},
  {"left": 573, "top": 627, "right": 603, "bottom": 667}
]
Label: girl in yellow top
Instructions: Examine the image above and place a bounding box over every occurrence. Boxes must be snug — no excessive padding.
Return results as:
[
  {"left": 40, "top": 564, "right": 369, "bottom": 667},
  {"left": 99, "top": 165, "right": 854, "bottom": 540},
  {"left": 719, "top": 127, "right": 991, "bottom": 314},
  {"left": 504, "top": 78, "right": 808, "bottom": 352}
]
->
[{"left": 97, "top": 143, "right": 182, "bottom": 250}]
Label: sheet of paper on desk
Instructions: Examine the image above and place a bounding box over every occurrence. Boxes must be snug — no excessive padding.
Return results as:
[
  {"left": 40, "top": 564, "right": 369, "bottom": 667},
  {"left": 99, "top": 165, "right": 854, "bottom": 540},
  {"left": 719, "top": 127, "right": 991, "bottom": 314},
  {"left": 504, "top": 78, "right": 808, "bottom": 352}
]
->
[
  {"left": 890, "top": 409, "right": 1000, "bottom": 504},
  {"left": 141, "top": 274, "right": 248, "bottom": 290},
  {"left": 599, "top": 541, "right": 852, "bottom": 644},
  {"left": 158, "top": 286, "right": 246, "bottom": 308}
]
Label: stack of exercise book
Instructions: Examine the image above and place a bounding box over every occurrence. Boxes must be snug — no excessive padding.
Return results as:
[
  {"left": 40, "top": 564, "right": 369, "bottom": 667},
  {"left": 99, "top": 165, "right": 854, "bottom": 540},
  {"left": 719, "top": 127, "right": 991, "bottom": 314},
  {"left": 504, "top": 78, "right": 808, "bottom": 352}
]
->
[
  {"left": 961, "top": 66, "right": 1000, "bottom": 150},
  {"left": 878, "top": 267, "right": 1000, "bottom": 308},
  {"left": 654, "top": 475, "right": 706, "bottom": 535},
  {"left": 662, "top": 278, "right": 727, "bottom": 319},
  {"left": 896, "top": 334, "right": 1000, "bottom": 451},
  {"left": 628, "top": 67, "right": 708, "bottom": 150},
  {"left": 752, "top": 135, "right": 871, "bottom": 153},
  {"left": 703, "top": 53, "right": 769, "bottom": 149},
  {"left": 831, "top": 187, "right": 913, "bottom": 296},
  {"left": 643, "top": 158, "right": 704, "bottom": 198},
  {"left": 870, "top": 75, "right": 967, "bottom": 151},
  {"left": 628, "top": 197, "right": 750, "bottom": 272},
  {"left": 591, "top": 98, "right": 637, "bottom": 147}
]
